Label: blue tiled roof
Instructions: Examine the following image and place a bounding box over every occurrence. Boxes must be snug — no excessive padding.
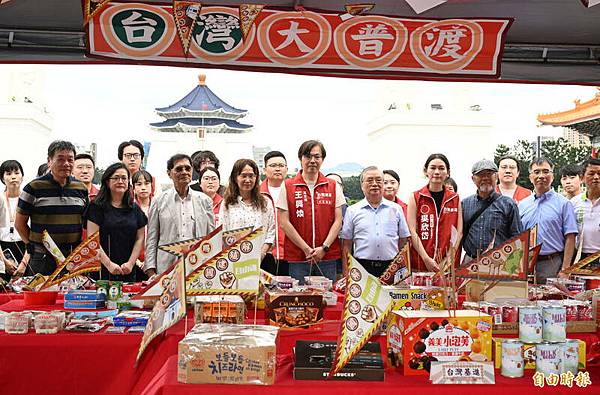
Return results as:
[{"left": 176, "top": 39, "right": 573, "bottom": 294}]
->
[
  {"left": 150, "top": 117, "right": 253, "bottom": 130},
  {"left": 156, "top": 84, "right": 247, "bottom": 114}
]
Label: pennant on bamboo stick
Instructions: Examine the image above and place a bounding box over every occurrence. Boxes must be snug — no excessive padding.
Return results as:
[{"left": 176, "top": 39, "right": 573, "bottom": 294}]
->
[
  {"left": 42, "top": 230, "right": 66, "bottom": 264},
  {"left": 41, "top": 232, "right": 101, "bottom": 289},
  {"left": 330, "top": 255, "right": 393, "bottom": 377},
  {"left": 564, "top": 250, "right": 600, "bottom": 275},
  {"left": 239, "top": 4, "right": 264, "bottom": 41},
  {"left": 456, "top": 229, "right": 530, "bottom": 281},
  {"left": 172, "top": 1, "right": 201, "bottom": 56},
  {"left": 379, "top": 242, "right": 411, "bottom": 285},
  {"left": 136, "top": 256, "right": 186, "bottom": 366}
]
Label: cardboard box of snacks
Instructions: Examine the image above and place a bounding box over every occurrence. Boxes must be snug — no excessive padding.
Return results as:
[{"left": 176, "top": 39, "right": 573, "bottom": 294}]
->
[{"left": 264, "top": 288, "right": 323, "bottom": 328}]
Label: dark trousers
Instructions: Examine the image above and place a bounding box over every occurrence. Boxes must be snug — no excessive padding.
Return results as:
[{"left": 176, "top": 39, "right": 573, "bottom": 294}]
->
[
  {"left": 356, "top": 258, "right": 392, "bottom": 278},
  {"left": 29, "top": 251, "right": 57, "bottom": 276},
  {"left": 260, "top": 253, "right": 289, "bottom": 276}
]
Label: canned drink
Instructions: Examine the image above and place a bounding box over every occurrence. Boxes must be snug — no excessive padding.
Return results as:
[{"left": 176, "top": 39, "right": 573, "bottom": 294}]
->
[
  {"left": 519, "top": 306, "right": 543, "bottom": 343},
  {"left": 478, "top": 302, "right": 490, "bottom": 314},
  {"left": 536, "top": 342, "right": 563, "bottom": 376},
  {"left": 543, "top": 306, "right": 566, "bottom": 342},
  {"left": 562, "top": 339, "right": 579, "bottom": 375},
  {"left": 564, "top": 302, "right": 578, "bottom": 322},
  {"left": 502, "top": 305, "right": 519, "bottom": 323},
  {"left": 488, "top": 304, "right": 503, "bottom": 325},
  {"left": 577, "top": 303, "right": 593, "bottom": 321},
  {"left": 501, "top": 339, "right": 524, "bottom": 378}
]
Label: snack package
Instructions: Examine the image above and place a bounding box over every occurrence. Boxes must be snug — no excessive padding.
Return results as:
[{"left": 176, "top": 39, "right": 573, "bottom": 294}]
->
[{"left": 194, "top": 295, "right": 245, "bottom": 324}]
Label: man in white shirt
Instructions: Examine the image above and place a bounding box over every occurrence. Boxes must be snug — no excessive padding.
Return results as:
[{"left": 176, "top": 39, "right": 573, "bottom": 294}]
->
[{"left": 260, "top": 151, "right": 288, "bottom": 275}]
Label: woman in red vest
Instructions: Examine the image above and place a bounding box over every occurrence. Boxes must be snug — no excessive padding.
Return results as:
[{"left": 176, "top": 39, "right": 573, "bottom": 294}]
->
[{"left": 407, "top": 154, "right": 462, "bottom": 273}]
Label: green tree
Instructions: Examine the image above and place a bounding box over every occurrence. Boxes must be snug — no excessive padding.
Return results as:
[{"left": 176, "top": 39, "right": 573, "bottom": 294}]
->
[
  {"left": 92, "top": 167, "right": 104, "bottom": 185},
  {"left": 342, "top": 175, "right": 363, "bottom": 201}
]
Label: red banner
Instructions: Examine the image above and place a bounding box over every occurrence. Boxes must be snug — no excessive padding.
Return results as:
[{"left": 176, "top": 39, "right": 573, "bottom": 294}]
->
[{"left": 86, "top": 2, "right": 512, "bottom": 79}]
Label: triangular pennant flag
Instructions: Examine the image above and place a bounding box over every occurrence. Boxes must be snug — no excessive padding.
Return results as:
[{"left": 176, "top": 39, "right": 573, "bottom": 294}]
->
[
  {"left": 159, "top": 226, "right": 223, "bottom": 258},
  {"left": 239, "top": 3, "right": 264, "bottom": 41},
  {"left": 330, "top": 255, "right": 393, "bottom": 377},
  {"left": 41, "top": 232, "right": 101, "bottom": 289},
  {"left": 379, "top": 243, "right": 411, "bottom": 285},
  {"left": 529, "top": 224, "right": 538, "bottom": 247},
  {"left": 172, "top": 1, "right": 202, "bottom": 56},
  {"left": 83, "top": 0, "right": 111, "bottom": 26},
  {"left": 564, "top": 250, "right": 600, "bottom": 275},
  {"left": 134, "top": 227, "right": 224, "bottom": 300},
  {"left": 222, "top": 226, "right": 254, "bottom": 247},
  {"left": 456, "top": 229, "right": 530, "bottom": 281},
  {"left": 136, "top": 256, "right": 186, "bottom": 365},
  {"left": 344, "top": 3, "right": 375, "bottom": 16},
  {"left": 187, "top": 227, "right": 263, "bottom": 298},
  {"left": 260, "top": 268, "right": 274, "bottom": 285},
  {"left": 527, "top": 244, "right": 542, "bottom": 274},
  {"left": 42, "top": 230, "right": 66, "bottom": 264}
]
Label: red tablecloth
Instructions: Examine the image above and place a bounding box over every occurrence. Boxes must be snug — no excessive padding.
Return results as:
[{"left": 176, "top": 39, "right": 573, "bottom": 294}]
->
[{"left": 0, "top": 298, "right": 599, "bottom": 395}]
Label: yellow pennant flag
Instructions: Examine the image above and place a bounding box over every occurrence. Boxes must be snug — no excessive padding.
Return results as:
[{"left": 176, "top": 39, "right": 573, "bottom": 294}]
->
[
  {"left": 41, "top": 232, "right": 101, "bottom": 289},
  {"left": 172, "top": 1, "right": 202, "bottom": 56},
  {"left": 83, "top": 0, "right": 111, "bottom": 26},
  {"left": 239, "top": 4, "right": 264, "bottom": 41},
  {"left": 42, "top": 230, "right": 66, "bottom": 264},
  {"left": 329, "top": 255, "right": 393, "bottom": 377},
  {"left": 136, "top": 256, "right": 186, "bottom": 366},
  {"left": 187, "top": 227, "right": 263, "bottom": 298}
]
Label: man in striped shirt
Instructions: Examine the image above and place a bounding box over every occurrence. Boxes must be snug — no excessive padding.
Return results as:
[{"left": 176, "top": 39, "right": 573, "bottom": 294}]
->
[{"left": 15, "top": 141, "right": 88, "bottom": 275}]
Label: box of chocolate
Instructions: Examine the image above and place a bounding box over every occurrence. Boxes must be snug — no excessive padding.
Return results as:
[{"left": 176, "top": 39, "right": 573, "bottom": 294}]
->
[
  {"left": 294, "top": 340, "right": 384, "bottom": 381},
  {"left": 194, "top": 295, "right": 245, "bottom": 325},
  {"left": 304, "top": 276, "right": 333, "bottom": 291},
  {"left": 264, "top": 289, "right": 323, "bottom": 328},
  {"left": 177, "top": 324, "right": 278, "bottom": 385},
  {"left": 387, "top": 310, "right": 493, "bottom": 376}
]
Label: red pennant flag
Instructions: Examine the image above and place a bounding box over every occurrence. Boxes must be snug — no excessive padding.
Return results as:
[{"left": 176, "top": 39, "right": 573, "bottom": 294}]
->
[
  {"left": 173, "top": 1, "right": 201, "bottom": 56},
  {"left": 41, "top": 232, "right": 102, "bottom": 289},
  {"left": 379, "top": 243, "right": 411, "bottom": 285},
  {"left": 344, "top": 3, "right": 375, "bottom": 16},
  {"left": 239, "top": 4, "right": 264, "bottom": 41},
  {"left": 82, "top": 0, "right": 111, "bottom": 26}
]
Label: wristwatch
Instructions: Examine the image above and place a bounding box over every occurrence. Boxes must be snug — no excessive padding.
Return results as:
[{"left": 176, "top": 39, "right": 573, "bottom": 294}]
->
[{"left": 322, "top": 244, "right": 330, "bottom": 252}]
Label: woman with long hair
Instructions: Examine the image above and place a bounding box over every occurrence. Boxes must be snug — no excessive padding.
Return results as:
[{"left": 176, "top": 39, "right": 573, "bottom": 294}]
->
[
  {"left": 407, "top": 154, "right": 462, "bottom": 273},
  {"left": 0, "top": 160, "right": 29, "bottom": 278},
  {"left": 85, "top": 162, "right": 147, "bottom": 282},
  {"left": 132, "top": 169, "right": 154, "bottom": 281},
  {"left": 219, "top": 159, "right": 275, "bottom": 260},
  {"left": 198, "top": 166, "right": 223, "bottom": 225}
]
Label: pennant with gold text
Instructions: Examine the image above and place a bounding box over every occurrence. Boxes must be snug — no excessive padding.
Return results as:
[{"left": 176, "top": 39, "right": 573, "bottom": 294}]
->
[
  {"left": 41, "top": 232, "right": 101, "bottom": 288},
  {"left": 344, "top": 3, "right": 375, "bottom": 16},
  {"left": 330, "top": 255, "right": 393, "bottom": 377},
  {"left": 564, "top": 250, "right": 600, "bottom": 275},
  {"left": 187, "top": 227, "right": 263, "bottom": 298},
  {"left": 379, "top": 242, "right": 411, "bottom": 285},
  {"left": 136, "top": 256, "right": 186, "bottom": 365},
  {"left": 456, "top": 229, "right": 530, "bottom": 281},
  {"left": 239, "top": 3, "right": 264, "bottom": 41},
  {"left": 173, "top": 1, "right": 201, "bottom": 55},
  {"left": 82, "top": 0, "right": 111, "bottom": 25}
]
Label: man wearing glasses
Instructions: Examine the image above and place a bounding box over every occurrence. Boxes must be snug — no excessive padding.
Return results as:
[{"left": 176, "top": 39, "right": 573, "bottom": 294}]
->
[
  {"left": 15, "top": 141, "right": 88, "bottom": 275},
  {"left": 117, "top": 140, "right": 145, "bottom": 176},
  {"left": 145, "top": 154, "right": 215, "bottom": 277},
  {"left": 341, "top": 166, "right": 410, "bottom": 277},
  {"left": 72, "top": 153, "right": 99, "bottom": 200},
  {"left": 519, "top": 157, "right": 578, "bottom": 283},
  {"left": 277, "top": 140, "right": 345, "bottom": 283},
  {"left": 496, "top": 156, "right": 532, "bottom": 203},
  {"left": 260, "top": 150, "right": 288, "bottom": 275}
]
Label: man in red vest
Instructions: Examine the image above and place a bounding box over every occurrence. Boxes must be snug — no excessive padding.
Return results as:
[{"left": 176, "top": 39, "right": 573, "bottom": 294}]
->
[{"left": 277, "top": 140, "right": 345, "bottom": 284}]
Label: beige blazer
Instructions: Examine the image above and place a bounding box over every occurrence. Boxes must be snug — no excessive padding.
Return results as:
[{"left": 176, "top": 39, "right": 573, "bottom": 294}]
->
[{"left": 145, "top": 187, "right": 215, "bottom": 274}]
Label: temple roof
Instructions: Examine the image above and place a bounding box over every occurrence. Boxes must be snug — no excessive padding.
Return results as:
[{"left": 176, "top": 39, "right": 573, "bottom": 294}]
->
[
  {"left": 150, "top": 117, "right": 253, "bottom": 134},
  {"left": 537, "top": 88, "right": 600, "bottom": 135},
  {"left": 155, "top": 74, "right": 247, "bottom": 119}
]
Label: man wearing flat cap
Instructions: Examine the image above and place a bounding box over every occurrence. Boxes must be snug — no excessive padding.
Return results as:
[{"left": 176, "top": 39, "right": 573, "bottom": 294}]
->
[{"left": 461, "top": 159, "right": 523, "bottom": 261}]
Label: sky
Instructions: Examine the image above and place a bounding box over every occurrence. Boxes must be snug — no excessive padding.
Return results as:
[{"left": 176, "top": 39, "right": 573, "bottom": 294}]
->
[{"left": 2, "top": 64, "right": 598, "bottom": 182}]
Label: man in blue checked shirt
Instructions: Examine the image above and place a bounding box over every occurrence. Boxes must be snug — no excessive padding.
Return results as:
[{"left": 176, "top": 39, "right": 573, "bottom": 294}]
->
[
  {"left": 341, "top": 166, "right": 410, "bottom": 277},
  {"left": 461, "top": 159, "right": 522, "bottom": 262},
  {"left": 519, "top": 157, "right": 578, "bottom": 284}
]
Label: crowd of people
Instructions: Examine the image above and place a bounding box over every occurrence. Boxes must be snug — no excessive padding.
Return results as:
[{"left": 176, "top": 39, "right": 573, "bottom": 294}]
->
[{"left": 0, "top": 138, "right": 598, "bottom": 286}]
